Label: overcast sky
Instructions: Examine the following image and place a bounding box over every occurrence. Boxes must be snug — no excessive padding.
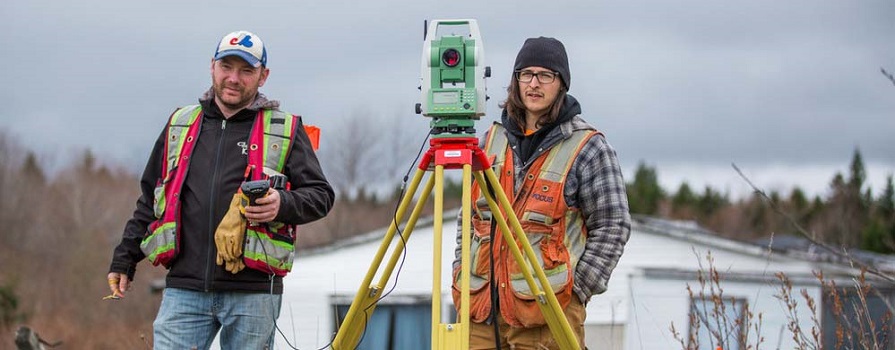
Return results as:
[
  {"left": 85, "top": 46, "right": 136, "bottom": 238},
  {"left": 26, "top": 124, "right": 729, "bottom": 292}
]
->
[{"left": 1, "top": 0, "right": 893, "bottom": 199}]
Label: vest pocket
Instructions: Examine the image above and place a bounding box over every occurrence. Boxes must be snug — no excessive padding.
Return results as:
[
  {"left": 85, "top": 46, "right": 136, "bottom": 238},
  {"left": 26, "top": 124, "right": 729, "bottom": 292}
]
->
[
  {"left": 507, "top": 220, "right": 572, "bottom": 300},
  {"left": 141, "top": 220, "right": 176, "bottom": 267},
  {"left": 451, "top": 217, "right": 495, "bottom": 324},
  {"left": 464, "top": 217, "right": 494, "bottom": 292},
  {"left": 243, "top": 224, "right": 296, "bottom": 276}
]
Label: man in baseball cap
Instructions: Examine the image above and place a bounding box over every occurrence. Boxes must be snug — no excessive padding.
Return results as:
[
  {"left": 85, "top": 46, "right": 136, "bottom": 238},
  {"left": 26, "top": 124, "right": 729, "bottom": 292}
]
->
[
  {"left": 209, "top": 30, "right": 271, "bottom": 117},
  {"left": 107, "top": 29, "right": 334, "bottom": 349}
]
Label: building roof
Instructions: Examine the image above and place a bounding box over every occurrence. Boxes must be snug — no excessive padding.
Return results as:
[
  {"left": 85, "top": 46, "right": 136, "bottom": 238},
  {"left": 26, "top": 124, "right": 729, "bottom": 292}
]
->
[
  {"left": 302, "top": 211, "right": 895, "bottom": 282},
  {"left": 634, "top": 214, "right": 895, "bottom": 282}
]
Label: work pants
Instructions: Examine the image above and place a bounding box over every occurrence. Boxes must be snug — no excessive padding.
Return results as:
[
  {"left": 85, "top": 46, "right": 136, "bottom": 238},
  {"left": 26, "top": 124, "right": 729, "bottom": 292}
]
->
[
  {"left": 152, "top": 287, "right": 282, "bottom": 350},
  {"left": 469, "top": 296, "right": 586, "bottom": 349}
]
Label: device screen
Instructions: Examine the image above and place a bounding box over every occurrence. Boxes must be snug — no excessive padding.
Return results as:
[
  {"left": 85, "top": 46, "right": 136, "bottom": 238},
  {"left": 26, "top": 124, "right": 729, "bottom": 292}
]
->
[{"left": 433, "top": 91, "right": 459, "bottom": 104}]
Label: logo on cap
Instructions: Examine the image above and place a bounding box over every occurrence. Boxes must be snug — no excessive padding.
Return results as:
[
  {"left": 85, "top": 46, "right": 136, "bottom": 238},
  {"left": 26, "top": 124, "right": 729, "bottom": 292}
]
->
[{"left": 229, "top": 34, "right": 254, "bottom": 48}]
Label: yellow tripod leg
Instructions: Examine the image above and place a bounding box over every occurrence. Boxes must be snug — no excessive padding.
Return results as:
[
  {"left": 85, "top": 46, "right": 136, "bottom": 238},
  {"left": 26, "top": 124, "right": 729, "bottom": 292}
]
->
[
  {"left": 332, "top": 168, "right": 436, "bottom": 350},
  {"left": 432, "top": 164, "right": 472, "bottom": 350},
  {"left": 472, "top": 168, "right": 579, "bottom": 350}
]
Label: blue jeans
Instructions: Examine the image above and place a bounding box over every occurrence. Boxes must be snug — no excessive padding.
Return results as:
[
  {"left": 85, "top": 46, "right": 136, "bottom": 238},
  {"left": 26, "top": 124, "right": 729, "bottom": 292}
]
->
[{"left": 153, "top": 288, "right": 282, "bottom": 350}]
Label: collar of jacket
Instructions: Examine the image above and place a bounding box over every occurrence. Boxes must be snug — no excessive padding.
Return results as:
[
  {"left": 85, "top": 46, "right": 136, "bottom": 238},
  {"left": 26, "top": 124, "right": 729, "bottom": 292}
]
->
[
  {"left": 502, "top": 94, "right": 581, "bottom": 138},
  {"left": 500, "top": 94, "right": 595, "bottom": 160},
  {"left": 198, "top": 87, "right": 281, "bottom": 120}
]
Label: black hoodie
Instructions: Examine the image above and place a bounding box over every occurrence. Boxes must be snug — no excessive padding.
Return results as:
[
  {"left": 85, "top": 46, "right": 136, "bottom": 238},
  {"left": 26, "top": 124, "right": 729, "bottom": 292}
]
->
[
  {"left": 109, "top": 92, "right": 334, "bottom": 294},
  {"left": 502, "top": 94, "right": 582, "bottom": 165}
]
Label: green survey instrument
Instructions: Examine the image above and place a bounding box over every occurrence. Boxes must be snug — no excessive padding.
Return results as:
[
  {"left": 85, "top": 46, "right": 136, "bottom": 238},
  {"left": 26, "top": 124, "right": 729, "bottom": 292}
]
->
[
  {"left": 416, "top": 19, "right": 491, "bottom": 137},
  {"left": 333, "top": 19, "right": 578, "bottom": 350}
]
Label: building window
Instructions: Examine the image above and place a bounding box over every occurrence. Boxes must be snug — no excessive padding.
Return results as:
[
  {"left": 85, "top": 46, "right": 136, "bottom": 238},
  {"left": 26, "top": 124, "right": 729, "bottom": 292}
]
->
[
  {"left": 689, "top": 296, "right": 746, "bottom": 350},
  {"left": 822, "top": 287, "right": 893, "bottom": 349},
  {"left": 335, "top": 303, "right": 431, "bottom": 349}
]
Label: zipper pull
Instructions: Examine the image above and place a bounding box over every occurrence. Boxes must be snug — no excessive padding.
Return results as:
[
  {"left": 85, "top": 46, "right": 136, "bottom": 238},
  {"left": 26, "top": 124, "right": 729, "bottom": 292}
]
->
[{"left": 222, "top": 119, "right": 227, "bottom": 130}]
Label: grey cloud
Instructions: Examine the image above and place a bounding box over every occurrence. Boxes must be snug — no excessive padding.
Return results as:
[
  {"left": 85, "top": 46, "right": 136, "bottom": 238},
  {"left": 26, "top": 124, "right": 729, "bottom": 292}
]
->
[{"left": 0, "top": 0, "right": 892, "bottom": 183}]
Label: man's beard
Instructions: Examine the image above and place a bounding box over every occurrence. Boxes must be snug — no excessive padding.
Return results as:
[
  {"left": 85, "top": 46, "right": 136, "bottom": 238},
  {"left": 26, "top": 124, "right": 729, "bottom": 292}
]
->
[{"left": 213, "top": 83, "right": 256, "bottom": 110}]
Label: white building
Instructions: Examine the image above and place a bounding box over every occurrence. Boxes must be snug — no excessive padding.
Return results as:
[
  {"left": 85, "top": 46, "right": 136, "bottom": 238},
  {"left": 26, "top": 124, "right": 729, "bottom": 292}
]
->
[{"left": 276, "top": 214, "right": 895, "bottom": 349}]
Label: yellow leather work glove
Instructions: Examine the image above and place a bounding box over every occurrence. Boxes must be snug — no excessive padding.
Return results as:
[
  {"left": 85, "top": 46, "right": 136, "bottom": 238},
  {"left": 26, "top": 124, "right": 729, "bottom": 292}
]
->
[
  {"left": 215, "top": 193, "right": 246, "bottom": 274},
  {"left": 224, "top": 259, "right": 245, "bottom": 274}
]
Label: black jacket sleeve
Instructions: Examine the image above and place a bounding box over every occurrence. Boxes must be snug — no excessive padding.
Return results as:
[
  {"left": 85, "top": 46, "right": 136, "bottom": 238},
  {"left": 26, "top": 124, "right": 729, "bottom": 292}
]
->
[
  {"left": 108, "top": 125, "right": 167, "bottom": 280},
  {"left": 274, "top": 117, "right": 335, "bottom": 225}
]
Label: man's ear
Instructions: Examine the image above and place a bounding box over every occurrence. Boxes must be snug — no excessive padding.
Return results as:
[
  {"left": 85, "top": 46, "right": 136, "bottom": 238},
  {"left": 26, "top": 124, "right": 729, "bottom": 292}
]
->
[{"left": 258, "top": 67, "right": 270, "bottom": 87}]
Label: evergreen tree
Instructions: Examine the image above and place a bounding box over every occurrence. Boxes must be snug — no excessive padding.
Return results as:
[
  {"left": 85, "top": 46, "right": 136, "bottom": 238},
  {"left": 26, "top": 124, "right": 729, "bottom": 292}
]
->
[
  {"left": 670, "top": 182, "right": 697, "bottom": 219},
  {"left": 861, "top": 219, "right": 888, "bottom": 253},
  {"left": 696, "top": 186, "right": 728, "bottom": 218},
  {"left": 867, "top": 175, "right": 895, "bottom": 253},
  {"left": 789, "top": 187, "right": 809, "bottom": 225},
  {"left": 672, "top": 182, "right": 696, "bottom": 210},
  {"left": 20, "top": 152, "right": 45, "bottom": 185},
  {"left": 878, "top": 175, "right": 894, "bottom": 219},
  {"left": 745, "top": 192, "right": 769, "bottom": 234},
  {"left": 789, "top": 188, "right": 808, "bottom": 211},
  {"left": 821, "top": 150, "right": 872, "bottom": 248},
  {"left": 626, "top": 161, "right": 665, "bottom": 215},
  {"left": 811, "top": 195, "right": 824, "bottom": 214},
  {"left": 848, "top": 148, "right": 866, "bottom": 190},
  {"left": 831, "top": 172, "right": 845, "bottom": 190},
  {"left": 80, "top": 149, "right": 96, "bottom": 173},
  {"left": 769, "top": 190, "right": 781, "bottom": 205},
  {"left": 845, "top": 149, "right": 871, "bottom": 247}
]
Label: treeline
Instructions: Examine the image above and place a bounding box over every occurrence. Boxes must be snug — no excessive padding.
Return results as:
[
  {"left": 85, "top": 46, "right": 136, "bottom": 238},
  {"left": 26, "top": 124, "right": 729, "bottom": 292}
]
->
[
  {"left": 1, "top": 124, "right": 890, "bottom": 346},
  {"left": 627, "top": 149, "right": 895, "bottom": 254},
  {"left": 0, "top": 129, "right": 445, "bottom": 347},
  {"left": 0, "top": 133, "right": 164, "bottom": 348}
]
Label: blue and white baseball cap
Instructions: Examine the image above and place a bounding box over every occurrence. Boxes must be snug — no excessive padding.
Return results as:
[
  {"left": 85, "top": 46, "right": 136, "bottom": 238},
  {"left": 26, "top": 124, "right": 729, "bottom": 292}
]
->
[{"left": 214, "top": 30, "right": 267, "bottom": 67}]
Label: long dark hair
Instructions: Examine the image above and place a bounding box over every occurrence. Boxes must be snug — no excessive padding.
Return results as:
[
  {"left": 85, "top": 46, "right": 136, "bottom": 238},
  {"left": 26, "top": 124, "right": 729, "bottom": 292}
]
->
[{"left": 499, "top": 74, "right": 567, "bottom": 130}]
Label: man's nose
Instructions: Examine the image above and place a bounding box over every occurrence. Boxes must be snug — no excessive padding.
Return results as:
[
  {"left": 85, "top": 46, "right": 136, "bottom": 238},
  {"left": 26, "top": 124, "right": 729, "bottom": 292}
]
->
[
  {"left": 527, "top": 77, "right": 541, "bottom": 87},
  {"left": 224, "top": 71, "right": 240, "bottom": 82}
]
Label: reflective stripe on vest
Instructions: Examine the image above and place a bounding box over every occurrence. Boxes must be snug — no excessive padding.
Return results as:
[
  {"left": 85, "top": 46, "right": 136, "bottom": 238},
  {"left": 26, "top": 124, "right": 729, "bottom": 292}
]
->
[
  {"left": 453, "top": 121, "right": 597, "bottom": 328},
  {"left": 140, "top": 106, "right": 299, "bottom": 276},
  {"left": 243, "top": 109, "right": 299, "bottom": 276},
  {"left": 261, "top": 109, "right": 294, "bottom": 173},
  {"left": 141, "top": 105, "right": 203, "bottom": 267},
  {"left": 244, "top": 228, "right": 295, "bottom": 273}
]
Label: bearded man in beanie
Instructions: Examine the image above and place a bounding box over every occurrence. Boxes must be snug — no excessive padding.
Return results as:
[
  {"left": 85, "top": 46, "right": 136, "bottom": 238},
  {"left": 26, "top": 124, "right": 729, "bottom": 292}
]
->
[{"left": 451, "top": 37, "right": 631, "bottom": 349}]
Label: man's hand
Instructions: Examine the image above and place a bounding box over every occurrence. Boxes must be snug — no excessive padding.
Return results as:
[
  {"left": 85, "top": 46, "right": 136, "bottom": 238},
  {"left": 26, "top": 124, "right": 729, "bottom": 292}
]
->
[
  {"left": 105, "top": 272, "right": 129, "bottom": 300},
  {"left": 243, "top": 189, "right": 280, "bottom": 223}
]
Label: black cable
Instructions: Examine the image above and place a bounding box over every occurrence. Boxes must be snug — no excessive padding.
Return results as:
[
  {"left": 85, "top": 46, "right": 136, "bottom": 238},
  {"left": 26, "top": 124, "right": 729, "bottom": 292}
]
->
[
  {"left": 354, "top": 127, "right": 432, "bottom": 349},
  {"left": 258, "top": 226, "right": 333, "bottom": 350},
  {"left": 263, "top": 125, "right": 433, "bottom": 349},
  {"left": 489, "top": 219, "right": 501, "bottom": 350},
  {"left": 482, "top": 180, "right": 503, "bottom": 350}
]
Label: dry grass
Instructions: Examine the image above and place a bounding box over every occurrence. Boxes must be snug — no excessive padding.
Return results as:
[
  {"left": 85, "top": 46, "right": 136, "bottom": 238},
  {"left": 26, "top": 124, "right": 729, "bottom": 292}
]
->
[{"left": 672, "top": 252, "right": 892, "bottom": 350}]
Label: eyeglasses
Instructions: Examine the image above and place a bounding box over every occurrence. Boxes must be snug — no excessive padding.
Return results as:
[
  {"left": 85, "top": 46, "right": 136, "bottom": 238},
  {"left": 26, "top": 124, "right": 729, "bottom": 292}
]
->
[{"left": 515, "top": 70, "right": 559, "bottom": 84}]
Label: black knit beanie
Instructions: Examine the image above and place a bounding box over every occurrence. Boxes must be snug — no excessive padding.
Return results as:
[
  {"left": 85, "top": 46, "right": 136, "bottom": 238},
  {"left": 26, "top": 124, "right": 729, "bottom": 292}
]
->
[{"left": 512, "top": 37, "right": 570, "bottom": 89}]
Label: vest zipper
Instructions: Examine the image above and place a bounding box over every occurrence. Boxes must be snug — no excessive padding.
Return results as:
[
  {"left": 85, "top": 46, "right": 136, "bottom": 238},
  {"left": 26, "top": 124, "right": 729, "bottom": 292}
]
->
[{"left": 204, "top": 118, "right": 227, "bottom": 291}]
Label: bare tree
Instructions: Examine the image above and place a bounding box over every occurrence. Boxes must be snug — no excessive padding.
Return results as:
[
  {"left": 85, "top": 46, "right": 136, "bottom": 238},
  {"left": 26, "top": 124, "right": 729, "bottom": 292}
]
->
[
  {"left": 381, "top": 107, "right": 433, "bottom": 197},
  {"left": 882, "top": 67, "right": 895, "bottom": 87},
  {"left": 322, "top": 108, "right": 382, "bottom": 199}
]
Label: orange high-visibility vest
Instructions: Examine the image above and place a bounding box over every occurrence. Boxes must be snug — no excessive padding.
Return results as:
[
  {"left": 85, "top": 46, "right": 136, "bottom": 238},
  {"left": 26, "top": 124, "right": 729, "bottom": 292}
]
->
[
  {"left": 139, "top": 105, "right": 307, "bottom": 276},
  {"left": 452, "top": 122, "right": 598, "bottom": 327}
]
